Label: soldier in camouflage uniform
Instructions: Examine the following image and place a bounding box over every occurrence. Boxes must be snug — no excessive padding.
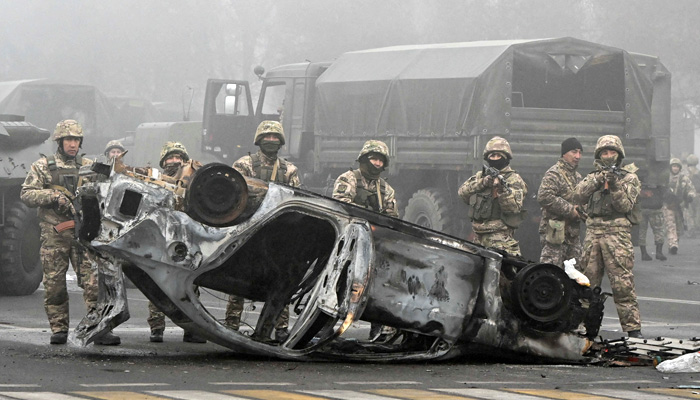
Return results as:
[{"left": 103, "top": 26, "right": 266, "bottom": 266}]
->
[
  {"left": 20, "top": 120, "right": 120, "bottom": 345},
  {"left": 103, "top": 139, "right": 125, "bottom": 161},
  {"left": 458, "top": 136, "right": 528, "bottom": 256},
  {"left": 537, "top": 137, "right": 584, "bottom": 267},
  {"left": 224, "top": 121, "right": 300, "bottom": 342},
  {"left": 148, "top": 142, "right": 207, "bottom": 344},
  {"left": 573, "top": 135, "right": 643, "bottom": 338},
  {"left": 637, "top": 170, "right": 667, "bottom": 261},
  {"left": 333, "top": 140, "right": 398, "bottom": 341},
  {"left": 683, "top": 154, "right": 700, "bottom": 237},
  {"left": 662, "top": 158, "right": 696, "bottom": 255}
]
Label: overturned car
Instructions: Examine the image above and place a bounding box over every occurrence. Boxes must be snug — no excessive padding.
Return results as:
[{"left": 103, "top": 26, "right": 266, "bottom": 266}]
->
[{"left": 72, "top": 158, "right": 606, "bottom": 362}]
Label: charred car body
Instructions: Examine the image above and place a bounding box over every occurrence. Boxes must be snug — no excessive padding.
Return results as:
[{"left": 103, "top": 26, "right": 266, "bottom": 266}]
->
[{"left": 73, "top": 157, "right": 605, "bottom": 362}]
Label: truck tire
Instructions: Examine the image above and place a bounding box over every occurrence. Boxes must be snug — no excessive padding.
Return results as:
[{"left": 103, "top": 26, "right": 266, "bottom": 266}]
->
[
  {"left": 0, "top": 201, "right": 42, "bottom": 296},
  {"left": 403, "top": 188, "right": 454, "bottom": 234}
]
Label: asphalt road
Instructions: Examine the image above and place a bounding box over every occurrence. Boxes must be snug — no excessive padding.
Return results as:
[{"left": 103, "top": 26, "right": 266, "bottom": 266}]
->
[{"left": 1, "top": 236, "right": 699, "bottom": 399}]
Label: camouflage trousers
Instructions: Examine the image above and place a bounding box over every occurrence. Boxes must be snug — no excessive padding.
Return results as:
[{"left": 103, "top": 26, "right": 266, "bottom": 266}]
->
[
  {"left": 539, "top": 233, "right": 581, "bottom": 267},
  {"left": 683, "top": 201, "right": 699, "bottom": 236},
  {"left": 225, "top": 295, "right": 289, "bottom": 330},
  {"left": 39, "top": 221, "right": 98, "bottom": 334},
  {"left": 147, "top": 286, "right": 201, "bottom": 331},
  {"left": 638, "top": 208, "right": 665, "bottom": 246},
  {"left": 662, "top": 205, "right": 681, "bottom": 248},
  {"left": 473, "top": 228, "right": 521, "bottom": 257},
  {"left": 580, "top": 228, "right": 641, "bottom": 332}
]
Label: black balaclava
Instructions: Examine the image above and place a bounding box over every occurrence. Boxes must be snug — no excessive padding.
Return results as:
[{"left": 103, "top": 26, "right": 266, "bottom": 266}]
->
[
  {"left": 486, "top": 152, "right": 509, "bottom": 170},
  {"left": 359, "top": 155, "right": 384, "bottom": 180}
]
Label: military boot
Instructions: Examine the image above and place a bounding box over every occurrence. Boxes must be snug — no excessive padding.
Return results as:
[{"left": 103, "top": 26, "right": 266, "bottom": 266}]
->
[
  {"left": 50, "top": 331, "right": 68, "bottom": 345},
  {"left": 670, "top": 246, "right": 678, "bottom": 255},
  {"left": 150, "top": 329, "right": 164, "bottom": 343},
  {"left": 628, "top": 330, "right": 644, "bottom": 339},
  {"left": 655, "top": 243, "right": 667, "bottom": 261},
  {"left": 275, "top": 328, "right": 290, "bottom": 342},
  {"left": 94, "top": 330, "right": 121, "bottom": 346},
  {"left": 640, "top": 246, "right": 652, "bottom": 261}
]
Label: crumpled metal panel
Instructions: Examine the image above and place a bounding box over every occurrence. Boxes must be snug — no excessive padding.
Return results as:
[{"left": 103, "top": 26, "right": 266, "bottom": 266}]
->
[{"left": 73, "top": 163, "right": 604, "bottom": 362}]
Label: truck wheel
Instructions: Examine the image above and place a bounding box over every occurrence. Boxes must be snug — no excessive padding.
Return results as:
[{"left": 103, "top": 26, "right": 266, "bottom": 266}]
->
[
  {"left": 0, "top": 201, "right": 42, "bottom": 296},
  {"left": 403, "top": 188, "right": 454, "bottom": 234}
]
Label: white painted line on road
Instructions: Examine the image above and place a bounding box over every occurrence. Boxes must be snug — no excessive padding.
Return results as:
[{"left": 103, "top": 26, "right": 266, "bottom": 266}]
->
[
  {"left": 149, "top": 390, "right": 251, "bottom": 400},
  {"left": 78, "top": 383, "right": 170, "bottom": 387},
  {"left": 454, "top": 382, "right": 543, "bottom": 385},
  {"left": 209, "top": 383, "right": 296, "bottom": 386},
  {"left": 437, "top": 388, "right": 547, "bottom": 399},
  {"left": 334, "top": 381, "right": 420, "bottom": 385},
  {"left": 583, "top": 388, "right": 682, "bottom": 400},
  {"left": 302, "top": 390, "right": 400, "bottom": 400},
  {"left": 637, "top": 296, "right": 700, "bottom": 306},
  {"left": 0, "top": 393, "right": 84, "bottom": 400},
  {"left": 580, "top": 380, "right": 657, "bottom": 384}
]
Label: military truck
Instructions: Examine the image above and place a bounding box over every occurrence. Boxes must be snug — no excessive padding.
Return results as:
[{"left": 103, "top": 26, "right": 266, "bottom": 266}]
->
[
  {"left": 0, "top": 115, "right": 52, "bottom": 295},
  {"left": 140, "top": 37, "right": 671, "bottom": 260}
]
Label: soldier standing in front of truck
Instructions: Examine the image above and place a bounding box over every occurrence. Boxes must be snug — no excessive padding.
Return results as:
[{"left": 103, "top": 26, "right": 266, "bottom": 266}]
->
[
  {"left": 458, "top": 136, "right": 528, "bottom": 256},
  {"left": 224, "top": 121, "right": 300, "bottom": 342},
  {"left": 20, "top": 120, "right": 120, "bottom": 346},
  {"left": 332, "top": 139, "right": 399, "bottom": 342},
  {"left": 573, "top": 135, "right": 643, "bottom": 338},
  {"left": 662, "top": 158, "right": 696, "bottom": 255},
  {"left": 537, "top": 138, "right": 584, "bottom": 267},
  {"left": 147, "top": 142, "right": 207, "bottom": 344}
]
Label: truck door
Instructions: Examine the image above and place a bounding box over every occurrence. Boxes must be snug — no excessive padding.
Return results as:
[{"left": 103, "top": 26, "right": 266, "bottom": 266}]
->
[{"left": 202, "top": 79, "right": 257, "bottom": 163}]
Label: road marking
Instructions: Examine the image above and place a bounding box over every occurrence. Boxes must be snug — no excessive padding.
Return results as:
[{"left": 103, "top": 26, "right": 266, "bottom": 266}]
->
[
  {"left": 223, "top": 390, "right": 328, "bottom": 400},
  {"left": 0, "top": 393, "right": 85, "bottom": 400},
  {"left": 0, "top": 386, "right": 39, "bottom": 388},
  {"left": 334, "top": 381, "right": 421, "bottom": 385},
  {"left": 642, "top": 388, "right": 700, "bottom": 398},
  {"left": 368, "top": 389, "right": 475, "bottom": 399},
  {"left": 455, "top": 382, "right": 543, "bottom": 385},
  {"left": 506, "top": 388, "right": 618, "bottom": 399},
  {"left": 302, "top": 390, "right": 404, "bottom": 400},
  {"left": 584, "top": 388, "right": 686, "bottom": 400},
  {"left": 78, "top": 383, "right": 170, "bottom": 388},
  {"left": 637, "top": 296, "right": 700, "bottom": 306},
  {"left": 72, "top": 391, "right": 169, "bottom": 399},
  {"left": 437, "top": 388, "right": 550, "bottom": 399},
  {"left": 578, "top": 380, "right": 656, "bottom": 384},
  {"left": 149, "top": 390, "right": 251, "bottom": 400},
  {"left": 209, "top": 382, "right": 296, "bottom": 386}
]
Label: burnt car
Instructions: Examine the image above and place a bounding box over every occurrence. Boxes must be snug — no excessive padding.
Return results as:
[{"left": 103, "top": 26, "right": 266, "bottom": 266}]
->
[{"left": 72, "top": 159, "right": 605, "bottom": 362}]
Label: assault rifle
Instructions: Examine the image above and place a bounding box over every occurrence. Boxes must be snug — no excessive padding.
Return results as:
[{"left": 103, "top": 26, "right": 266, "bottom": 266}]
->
[
  {"left": 483, "top": 164, "right": 512, "bottom": 194},
  {"left": 600, "top": 165, "right": 623, "bottom": 192}
]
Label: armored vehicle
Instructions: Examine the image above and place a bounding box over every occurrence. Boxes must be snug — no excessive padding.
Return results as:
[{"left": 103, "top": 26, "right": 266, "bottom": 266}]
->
[
  {"left": 138, "top": 37, "right": 671, "bottom": 260},
  {"left": 0, "top": 115, "right": 52, "bottom": 295}
]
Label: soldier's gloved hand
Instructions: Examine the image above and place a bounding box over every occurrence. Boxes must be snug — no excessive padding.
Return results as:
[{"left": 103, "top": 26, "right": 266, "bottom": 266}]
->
[
  {"left": 481, "top": 175, "right": 494, "bottom": 187},
  {"left": 605, "top": 170, "right": 618, "bottom": 186},
  {"left": 53, "top": 192, "right": 75, "bottom": 215},
  {"left": 595, "top": 171, "right": 606, "bottom": 186}
]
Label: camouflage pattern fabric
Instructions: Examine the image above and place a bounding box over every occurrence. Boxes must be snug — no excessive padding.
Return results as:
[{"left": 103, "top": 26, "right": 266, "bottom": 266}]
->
[
  {"left": 159, "top": 141, "right": 190, "bottom": 168},
  {"left": 483, "top": 136, "right": 512, "bottom": 159},
  {"left": 21, "top": 151, "right": 97, "bottom": 333},
  {"left": 232, "top": 150, "right": 300, "bottom": 188},
  {"left": 458, "top": 166, "right": 527, "bottom": 256},
  {"left": 332, "top": 170, "right": 399, "bottom": 218},
  {"left": 684, "top": 163, "right": 700, "bottom": 235},
  {"left": 662, "top": 206, "right": 680, "bottom": 248},
  {"left": 357, "top": 139, "right": 391, "bottom": 166},
  {"left": 254, "top": 120, "right": 286, "bottom": 145},
  {"left": 225, "top": 149, "right": 300, "bottom": 330},
  {"left": 638, "top": 208, "right": 665, "bottom": 246},
  {"left": 147, "top": 286, "right": 201, "bottom": 331},
  {"left": 104, "top": 139, "right": 125, "bottom": 156},
  {"left": 664, "top": 169, "right": 696, "bottom": 247},
  {"left": 574, "top": 137, "right": 641, "bottom": 333},
  {"left": 53, "top": 119, "right": 84, "bottom": 141},
  {"left": 537, "top": 158, "right": 583, "bottom": 266}
]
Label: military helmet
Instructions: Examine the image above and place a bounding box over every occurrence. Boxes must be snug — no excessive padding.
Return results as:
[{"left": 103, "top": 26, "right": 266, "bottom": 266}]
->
[
  {"left": 594, "top": 135, "right": 625, "bottom": 159},
  {"left": 670, "top": 157, "right": 683, "bottom": 169},
  {"left": 104, "top": 140, "right": 125, "bottom": 156},
  {"left": 687, "top": 154, "right": 698, "bottom": 166},
  {"left": 357, "top": 140, "right": 390, "bottom": 167},
  {"left": 159, "top": 141, "right": 190, "bottom": 168},
  {"left": 53, "top": 119, "right": 84, "bottom": 142},
  {"left": 483, "top": 136, "right": 512, "bottom": 160},
  {"left": 254, "top": 120, "right": 286, "bottom": 145}
]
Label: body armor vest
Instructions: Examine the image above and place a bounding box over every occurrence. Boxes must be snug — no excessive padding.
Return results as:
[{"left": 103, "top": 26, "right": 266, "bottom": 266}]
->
[
  {"left": 45, "top": 154, "right": 83, "bottom": 197},
  {"left": 251, "top": 153, "right": 288, "bottom": 183},
  {"left": 586, "top": 168, "right": 639, "bottom": 224},
  {"left": 352, "top": 169, "right": 387, "bottom": 213}
]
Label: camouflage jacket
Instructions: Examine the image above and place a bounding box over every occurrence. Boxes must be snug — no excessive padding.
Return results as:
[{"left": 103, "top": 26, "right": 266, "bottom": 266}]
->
[
  {"left": 21, "top": 151, "right": 94, "bottom": 225},
  {"left": 537, "top": 158, "right": 582, "bottom": 236},
  {"left": 573, "top": 161, "right": 640, "bottom": 231},
  {"left": 666, "top": 171, "right": 696, "bottom": 207},
  {"left": 232, "top": 150, "right": 300, "bottom": 188},
  {"left": 332, "top": 169, "right": 399, "bottom": 218},
  {"left": 458, "top": 166, "right": 527, "bottom": 233}
]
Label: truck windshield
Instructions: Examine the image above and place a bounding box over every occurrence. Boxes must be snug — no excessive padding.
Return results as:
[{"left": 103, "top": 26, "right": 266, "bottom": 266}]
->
[{"left": 260, "top": 81, "right": 286, "bottom": 119}]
